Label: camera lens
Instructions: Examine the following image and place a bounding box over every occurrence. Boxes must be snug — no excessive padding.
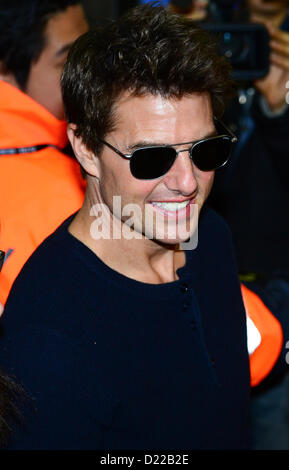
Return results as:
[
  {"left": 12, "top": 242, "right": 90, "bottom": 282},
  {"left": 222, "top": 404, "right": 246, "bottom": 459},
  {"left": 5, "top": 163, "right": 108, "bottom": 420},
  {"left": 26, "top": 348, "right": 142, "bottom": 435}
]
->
[{"left": 219, "top": 31, "right": 250, "bottom": 65}]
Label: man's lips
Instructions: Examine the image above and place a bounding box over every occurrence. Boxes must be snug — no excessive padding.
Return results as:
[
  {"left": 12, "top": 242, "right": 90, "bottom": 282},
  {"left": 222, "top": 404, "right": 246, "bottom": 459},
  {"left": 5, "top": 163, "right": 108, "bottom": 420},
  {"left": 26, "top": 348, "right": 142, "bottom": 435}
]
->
[{"left": 148, "top": 198, "right": 196, "bottom": 218}]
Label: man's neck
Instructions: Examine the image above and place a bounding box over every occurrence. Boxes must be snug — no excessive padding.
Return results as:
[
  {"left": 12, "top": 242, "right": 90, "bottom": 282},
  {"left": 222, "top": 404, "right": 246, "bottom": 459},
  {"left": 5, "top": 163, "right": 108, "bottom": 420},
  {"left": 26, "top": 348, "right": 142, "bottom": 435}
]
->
[
  {"left": 0, "top": 72, "right": 21, "bottom": 90},
  {"left": 68, "top": 186, "right": 186, "bottom": 285}
]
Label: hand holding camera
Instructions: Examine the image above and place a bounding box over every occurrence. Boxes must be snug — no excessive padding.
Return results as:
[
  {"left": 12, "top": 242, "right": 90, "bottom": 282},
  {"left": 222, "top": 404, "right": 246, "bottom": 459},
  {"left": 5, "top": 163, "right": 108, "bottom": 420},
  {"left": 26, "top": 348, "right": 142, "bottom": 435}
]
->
[{"left": 255, "top": 26, "right": 289, "bottom": 111}]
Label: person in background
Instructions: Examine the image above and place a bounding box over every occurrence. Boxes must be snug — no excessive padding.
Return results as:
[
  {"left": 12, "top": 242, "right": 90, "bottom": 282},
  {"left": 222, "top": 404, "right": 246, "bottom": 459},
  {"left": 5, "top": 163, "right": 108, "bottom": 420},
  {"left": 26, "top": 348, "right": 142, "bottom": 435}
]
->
[
  {"left": 167, "top": 0, "right": 289, "bottom": 450},
  {"left": 0, "top": 0, "right": 88, "bottom": 306},
  {"left": 205, "top": 0, "right": 289, "bottom": 450},
  {"left": 0, "top": 1, "right": 88, "bottom": 445},
  {"left": 169, "top": 0, "right": 208, "bottom": 19}
]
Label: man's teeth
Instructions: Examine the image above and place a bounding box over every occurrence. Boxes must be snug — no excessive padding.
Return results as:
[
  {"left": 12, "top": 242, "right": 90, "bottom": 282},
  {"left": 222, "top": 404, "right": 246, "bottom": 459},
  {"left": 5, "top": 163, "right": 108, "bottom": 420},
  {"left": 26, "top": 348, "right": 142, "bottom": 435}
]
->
[{"left": 151, "top": 201, "right": 190, "bottom": 212}]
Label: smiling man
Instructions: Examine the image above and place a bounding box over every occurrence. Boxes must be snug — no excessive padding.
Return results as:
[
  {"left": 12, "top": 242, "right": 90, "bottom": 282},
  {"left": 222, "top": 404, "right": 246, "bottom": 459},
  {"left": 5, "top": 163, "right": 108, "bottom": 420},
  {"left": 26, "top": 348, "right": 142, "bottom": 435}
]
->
[
  {"left": 0, "top": 5, "right": 252, "bottom": 450},
  {"left": 68, "top": 91, "right": 223, "bottom": 279}
]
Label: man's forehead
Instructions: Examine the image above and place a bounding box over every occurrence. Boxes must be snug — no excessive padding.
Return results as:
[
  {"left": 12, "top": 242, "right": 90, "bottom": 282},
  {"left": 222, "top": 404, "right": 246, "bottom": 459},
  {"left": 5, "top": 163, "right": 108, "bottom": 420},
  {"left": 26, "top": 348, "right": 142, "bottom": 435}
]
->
[
  {"left": 113, "top": 90, "right": 213, "bottom": 119},
  {"left": 108, "top": 91, "right": 214, "bottom": 143}
]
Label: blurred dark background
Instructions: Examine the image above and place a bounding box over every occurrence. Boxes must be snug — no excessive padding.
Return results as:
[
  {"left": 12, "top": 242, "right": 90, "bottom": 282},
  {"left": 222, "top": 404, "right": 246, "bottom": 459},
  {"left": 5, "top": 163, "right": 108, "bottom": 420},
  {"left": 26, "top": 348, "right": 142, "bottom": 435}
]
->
[{"left": 81, "top": 0, "right": 137, "bottom": 25}]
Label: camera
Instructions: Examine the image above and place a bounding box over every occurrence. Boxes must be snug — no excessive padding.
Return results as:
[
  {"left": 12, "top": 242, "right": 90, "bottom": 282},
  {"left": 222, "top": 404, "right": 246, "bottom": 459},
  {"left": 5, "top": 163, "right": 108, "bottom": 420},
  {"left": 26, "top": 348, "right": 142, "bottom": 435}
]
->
[
  {"left": 173, "top": 0, "right": 271, "bottom": 82},
  {"left": 202, "top": 22, "right": 270, "bottom": 82}
]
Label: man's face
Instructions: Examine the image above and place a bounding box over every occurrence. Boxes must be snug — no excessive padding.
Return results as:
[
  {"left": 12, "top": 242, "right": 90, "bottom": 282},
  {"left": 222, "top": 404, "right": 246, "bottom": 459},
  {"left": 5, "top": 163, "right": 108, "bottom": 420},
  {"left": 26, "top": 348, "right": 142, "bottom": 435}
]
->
[
  {"left": 25, "top": 4, "right": 88, "bottom": 120},
  {"left": 95, "top": 92, "right": 215, "bottom": 246}
]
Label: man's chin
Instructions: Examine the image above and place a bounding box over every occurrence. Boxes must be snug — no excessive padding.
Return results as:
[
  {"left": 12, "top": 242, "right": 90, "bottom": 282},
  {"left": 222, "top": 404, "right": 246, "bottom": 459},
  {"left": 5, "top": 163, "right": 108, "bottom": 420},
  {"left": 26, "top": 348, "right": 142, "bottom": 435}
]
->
[
  {"left": 144, "top": 222, "right": 198, "bottom": 247},
  {"left": 143, "top": 204, "right": 199, "bottom": 248}
]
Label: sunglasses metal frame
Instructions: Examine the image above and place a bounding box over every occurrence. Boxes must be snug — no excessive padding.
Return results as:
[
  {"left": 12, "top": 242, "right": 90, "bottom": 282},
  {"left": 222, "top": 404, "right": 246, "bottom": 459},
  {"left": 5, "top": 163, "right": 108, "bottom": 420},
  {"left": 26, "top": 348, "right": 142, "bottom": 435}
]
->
[{"left": 98, "top": 116, "right": 238, "bottom": 178}]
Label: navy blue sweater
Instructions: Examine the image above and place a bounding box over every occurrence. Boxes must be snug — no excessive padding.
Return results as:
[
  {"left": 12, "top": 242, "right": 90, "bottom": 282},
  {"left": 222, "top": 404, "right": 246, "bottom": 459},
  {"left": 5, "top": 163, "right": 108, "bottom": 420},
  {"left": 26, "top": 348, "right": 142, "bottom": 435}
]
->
[{"left": 0, "top": 207, "right": 250, "bottom": 449}]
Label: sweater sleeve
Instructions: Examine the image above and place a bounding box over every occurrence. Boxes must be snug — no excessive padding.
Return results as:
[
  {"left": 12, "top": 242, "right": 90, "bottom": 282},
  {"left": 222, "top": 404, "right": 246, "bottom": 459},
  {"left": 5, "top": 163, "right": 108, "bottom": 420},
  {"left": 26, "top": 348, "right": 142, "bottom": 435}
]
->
[
  {"left": 0, "top": 264, "right": 108, "bottom": 450},
  {"left": 0, "top": 323, "right": 105, "bottom": 449}
]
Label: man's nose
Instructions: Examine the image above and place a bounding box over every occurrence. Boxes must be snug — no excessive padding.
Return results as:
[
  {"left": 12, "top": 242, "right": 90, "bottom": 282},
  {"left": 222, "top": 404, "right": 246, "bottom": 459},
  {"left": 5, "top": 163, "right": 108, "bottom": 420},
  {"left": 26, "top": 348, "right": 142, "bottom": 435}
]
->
[{"left": 162, "top": 150, "right": 198, "bottom": 196}]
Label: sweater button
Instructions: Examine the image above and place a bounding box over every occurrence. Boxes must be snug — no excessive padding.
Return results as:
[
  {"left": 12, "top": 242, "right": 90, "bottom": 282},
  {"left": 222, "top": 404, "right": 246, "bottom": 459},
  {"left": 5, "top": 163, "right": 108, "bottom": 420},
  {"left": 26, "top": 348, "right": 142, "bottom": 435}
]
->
[
  {"left": 180, "top": 282, "right": 189, "bottom": 294},
  {"left": 183, "top": 301, "right": 191, "bottom": 311},
  {"left": 189, "top": 320, "right": 196, "bottom": 329}
]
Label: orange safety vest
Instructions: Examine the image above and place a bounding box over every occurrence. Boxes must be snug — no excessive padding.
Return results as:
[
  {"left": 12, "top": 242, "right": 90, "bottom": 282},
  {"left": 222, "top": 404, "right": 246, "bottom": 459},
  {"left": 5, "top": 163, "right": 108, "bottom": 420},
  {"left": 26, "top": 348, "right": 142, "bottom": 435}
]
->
[
  {"left": 241, "top": 283, "right": 283, "bottom": 387},
  {"left": 0, "top": 81, "right": 85, "bottom": 304}
]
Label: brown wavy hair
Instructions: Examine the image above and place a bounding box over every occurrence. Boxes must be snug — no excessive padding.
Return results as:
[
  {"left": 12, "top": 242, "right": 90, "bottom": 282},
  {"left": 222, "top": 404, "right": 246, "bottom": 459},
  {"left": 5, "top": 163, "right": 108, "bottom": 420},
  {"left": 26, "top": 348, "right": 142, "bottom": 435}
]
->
[{"left": 62, "top": 3, "right": 234, "bottom": 154}]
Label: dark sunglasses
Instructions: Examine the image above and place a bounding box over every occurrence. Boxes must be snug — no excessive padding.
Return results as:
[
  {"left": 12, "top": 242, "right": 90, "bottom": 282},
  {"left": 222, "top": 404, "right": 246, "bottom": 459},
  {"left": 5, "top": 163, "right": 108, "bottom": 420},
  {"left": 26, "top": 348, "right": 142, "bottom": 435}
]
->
[{"left": 99, "top": 117, "right": 237, "bottom": 180}]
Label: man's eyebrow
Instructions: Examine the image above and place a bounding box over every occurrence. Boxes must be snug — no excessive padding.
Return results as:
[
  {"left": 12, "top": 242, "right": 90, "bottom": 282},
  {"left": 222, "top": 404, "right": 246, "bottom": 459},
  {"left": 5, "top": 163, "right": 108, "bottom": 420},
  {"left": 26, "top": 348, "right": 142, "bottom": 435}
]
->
[
  {"left": 127, "top": 130, "right": 217, "bottom": 152},
  {"left": 127, "top": 141, "right": 169, "bottom": 151},
  {"left": 55, "top": 42, "right": 74, "bottom": 58}
]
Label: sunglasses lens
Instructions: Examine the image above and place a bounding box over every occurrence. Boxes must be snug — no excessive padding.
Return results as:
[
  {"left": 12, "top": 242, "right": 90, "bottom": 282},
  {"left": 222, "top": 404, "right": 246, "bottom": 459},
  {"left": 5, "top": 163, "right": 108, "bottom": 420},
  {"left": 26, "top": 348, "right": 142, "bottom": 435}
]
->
[
  {"left": 192, "top": 136, "right": 233, "bottom": 171},
  {"left": 130, "top": 147, "right": 176, "bottom": 179}
]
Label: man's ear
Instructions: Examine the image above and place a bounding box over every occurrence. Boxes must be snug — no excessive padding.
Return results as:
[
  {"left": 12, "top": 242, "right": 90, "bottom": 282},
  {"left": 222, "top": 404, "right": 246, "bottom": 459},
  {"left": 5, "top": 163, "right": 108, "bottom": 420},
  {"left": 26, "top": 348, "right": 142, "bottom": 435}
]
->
[{"left": 67, "top": 124, "right": 101, "bottom": 178}]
